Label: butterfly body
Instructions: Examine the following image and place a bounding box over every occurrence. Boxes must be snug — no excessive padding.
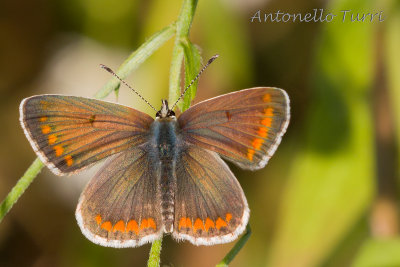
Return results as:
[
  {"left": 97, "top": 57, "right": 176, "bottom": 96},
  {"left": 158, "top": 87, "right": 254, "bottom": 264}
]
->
[
  {"left": 149, "top": 116, "right": 180, "bottom": 233},
  {"left": 19, "top": 87, "right": 290, "bottom": 247}
]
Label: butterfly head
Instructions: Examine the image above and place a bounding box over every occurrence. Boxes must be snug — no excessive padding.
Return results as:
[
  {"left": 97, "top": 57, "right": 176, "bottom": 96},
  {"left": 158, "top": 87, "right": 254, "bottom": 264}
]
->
[{"left": 156, "top": 99, "right": 175, "bottom": 118}]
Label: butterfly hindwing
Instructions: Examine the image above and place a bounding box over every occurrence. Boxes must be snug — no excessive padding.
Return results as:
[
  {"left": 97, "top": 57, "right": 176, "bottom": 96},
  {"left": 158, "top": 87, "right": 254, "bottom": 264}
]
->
[
  {"left": 76, "top": 147, "right": 163, "bottom": 248},
  {"left": 19, "top": 95, "right": 153, "bottom": 175},
  {"left": 178, "top": 87, "right": 290, "bottom": 170},
  {"left": 172, "top": 145, "right": 249, "bottom": 245}
]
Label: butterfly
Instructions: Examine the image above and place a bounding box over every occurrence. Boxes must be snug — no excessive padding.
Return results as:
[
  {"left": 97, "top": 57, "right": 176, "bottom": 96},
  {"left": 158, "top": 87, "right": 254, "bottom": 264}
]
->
[{"left": 19, "top": 78, "right": 289, "bottom": 248}]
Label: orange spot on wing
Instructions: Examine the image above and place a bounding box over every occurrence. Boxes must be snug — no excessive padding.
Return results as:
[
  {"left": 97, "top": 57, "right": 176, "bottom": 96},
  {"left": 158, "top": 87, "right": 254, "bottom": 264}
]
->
[
  {"left": 126, "top": 220, "right": 139, "bottom": 234},
  {"left": 226, "top": 213, "right": 232, "bottom": 223},
  {"left": 101, "top": 221, "right": 112, "bottom": 232},
  {"left": 257, "top": 127, "right": 268, "bottom": 138},
  {"left": 261, "top": 117, "right": 272, "bottom": 127},
  {"left": 95, "top": 214, "right": 102, "bottom": 225},
  {"left": 113, "top": 220, "right": 126, "bottom": 233},
  {"left": 48, "top": 134, "right": 57, "bottom": 145},
  {"left": 179, "top": 217, "right": 192, "bottom": 230},
  {"left": 41, "top": 125, "right": 51, "bottom": 134},
  {"left": 64, "top": 155, "right": 73, "bottom": 166},
  {"left": 140, "top": 219, "right": 148, "bottom": 230},
  {"left": 39, "top": 116, "right": 48, "bottom": 122},
  {"left": 148, "top": 218, "right": 157, "bottom": 230},
  {"left": 263, "top": 94, "right": 271, "bottom": 102},
  {"left": 193, "top": 218, "right": 205, "bottom": 233},
  {"left": 205, "top": 218, "right": 215, "bottom": 232},
  {"left": 216, "top": 217, "right": 227, "bottom": 229},
  {"left": 247, "top": 148, "right": 255, "bottom": 161},
  {"left": 264, "top": 107, "right": 274, "bottom": 116},
  {"left": 53, "top": 145, "right": 64, "bottom": 156},
  {"left": 186, "top": 218, "right": 192, "bottom": 228},
  {"left": 178, "top": 217, "right": 186, "bottom": 230},
  {"left": 252, "top": 138, "right": 264, "bottom": 150}
]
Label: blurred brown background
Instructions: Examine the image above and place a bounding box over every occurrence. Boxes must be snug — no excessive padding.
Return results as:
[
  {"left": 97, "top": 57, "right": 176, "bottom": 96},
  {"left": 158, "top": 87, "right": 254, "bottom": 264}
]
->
[{"left": 1, "top": 0, "right": 399, "bottom": 266}]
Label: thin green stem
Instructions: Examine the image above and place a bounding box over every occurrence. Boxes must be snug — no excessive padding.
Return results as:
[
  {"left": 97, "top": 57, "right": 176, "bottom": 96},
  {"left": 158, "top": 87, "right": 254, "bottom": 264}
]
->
[
  {"left": 168, "top": 0, "right": 199, "bottom": 106},
  {"left": 147, "top": 1, "right": 199, "bottom": 265},
  {"left": 216, "top": 224, "right": 252, "bottom": 267},
  {"left": 147, "top": 237, "right": 163, "bottom": 267},
  {"left": 0, "top": 158, "right": 44, "bottom": 222}
]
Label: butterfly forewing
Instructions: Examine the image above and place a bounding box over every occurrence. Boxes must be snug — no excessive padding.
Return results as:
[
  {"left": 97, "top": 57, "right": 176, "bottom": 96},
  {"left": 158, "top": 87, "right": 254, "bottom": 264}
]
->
[
  {"left": 76, "top": 147, "right": 163, "bottom": 248},
  {"left": 172, "top": 145, "right": 249, "bottom": 245},
  {"left": 178, "top": 87, "right": 290, "bottom": 170},
  {"left": 20, "top": 95, "right": 153, "bottom": 175}
]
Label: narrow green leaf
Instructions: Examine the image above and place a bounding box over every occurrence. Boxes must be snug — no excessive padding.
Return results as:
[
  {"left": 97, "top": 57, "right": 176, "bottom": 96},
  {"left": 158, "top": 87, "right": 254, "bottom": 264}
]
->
[
  {"left": 175, "top": 0, "right": 198, "bottom": 38},
  {"left": 95, "top": 23, "right": 176, "bottom": 99},
  {"left": 0, "top": 158, "right": 44, "bottom": 222},
  {"left": 179, "top": 38, "right": 201, "bottom": 111}
]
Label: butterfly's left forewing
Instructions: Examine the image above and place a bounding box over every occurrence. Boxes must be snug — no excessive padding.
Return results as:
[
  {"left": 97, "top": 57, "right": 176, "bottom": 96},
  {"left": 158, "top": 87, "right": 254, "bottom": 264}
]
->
[
  {"left": 178, "top": 87, "right": 290, "bottom": 170},
  {"left": 20, "top": 95, "right": 153, "bottom": 175}
]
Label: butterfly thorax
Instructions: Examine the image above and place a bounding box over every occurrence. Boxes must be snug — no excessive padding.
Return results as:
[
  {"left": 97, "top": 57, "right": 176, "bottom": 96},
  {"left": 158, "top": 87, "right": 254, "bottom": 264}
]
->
[{"left": 150, "top": 116, "right": 180, "bottom": 233}]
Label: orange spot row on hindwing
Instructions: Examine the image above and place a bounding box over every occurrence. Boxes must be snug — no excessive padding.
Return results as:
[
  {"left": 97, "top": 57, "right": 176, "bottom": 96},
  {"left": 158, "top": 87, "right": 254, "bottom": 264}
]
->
[
  {"left": 95, "top": 215, "right": 157, "bottom": 234},
  {"left": 247, "top": 105, "right": 275, "bottom": 161},
  {"left": 178, "top": 213, "right": 233, "bottom": 233}
]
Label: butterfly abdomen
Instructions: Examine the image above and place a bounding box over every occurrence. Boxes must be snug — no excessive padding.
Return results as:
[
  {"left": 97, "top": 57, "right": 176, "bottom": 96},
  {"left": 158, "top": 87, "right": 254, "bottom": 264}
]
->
[
  {"left": 151, "top": 118, "right": 180, "bottom": 233},
  {"left": 159, "top": 161, "right": 176, "bottom": 233}
]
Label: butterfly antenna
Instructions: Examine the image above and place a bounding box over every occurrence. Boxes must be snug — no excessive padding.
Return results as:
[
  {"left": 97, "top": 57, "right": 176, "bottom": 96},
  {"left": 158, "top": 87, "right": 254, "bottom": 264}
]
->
[
  {"left": 100, "top": 64, "right": 157, "bottom": 112},
  {"left": 171, "top": 54, "right": 219, "bottom": 110}
]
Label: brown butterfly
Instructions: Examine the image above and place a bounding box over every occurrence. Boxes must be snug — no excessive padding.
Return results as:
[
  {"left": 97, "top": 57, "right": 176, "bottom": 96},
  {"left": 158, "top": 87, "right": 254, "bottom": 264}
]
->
[{"left": 19, "top": 58, "right": 290, "bottom": 247}]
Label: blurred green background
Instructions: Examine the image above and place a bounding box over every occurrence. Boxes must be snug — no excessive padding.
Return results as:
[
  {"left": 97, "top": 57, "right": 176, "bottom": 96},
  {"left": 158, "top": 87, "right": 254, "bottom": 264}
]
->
[{"left": 1, "top": 0, "right": 399, "bottom": 266}]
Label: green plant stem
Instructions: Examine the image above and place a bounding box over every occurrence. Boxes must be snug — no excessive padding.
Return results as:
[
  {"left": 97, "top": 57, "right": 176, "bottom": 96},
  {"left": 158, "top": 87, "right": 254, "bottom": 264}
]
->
[
  {"left": 216, "top": 224, "right": 252, "bottom": 267},
  {"left": 147, "top": 237, "right": 163, "bottom": 267},
  {"left": 168, "top": 0, "right": 198, "bottom": 106},
  {"left": 95, "top": 23, "right": 176, "bottom": 99},
  {"left": 0, "top": 158, "right": 44, "bottom": 222},
  {"left": 147, "top": 2, "right": 199, "bottom": 265}
]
